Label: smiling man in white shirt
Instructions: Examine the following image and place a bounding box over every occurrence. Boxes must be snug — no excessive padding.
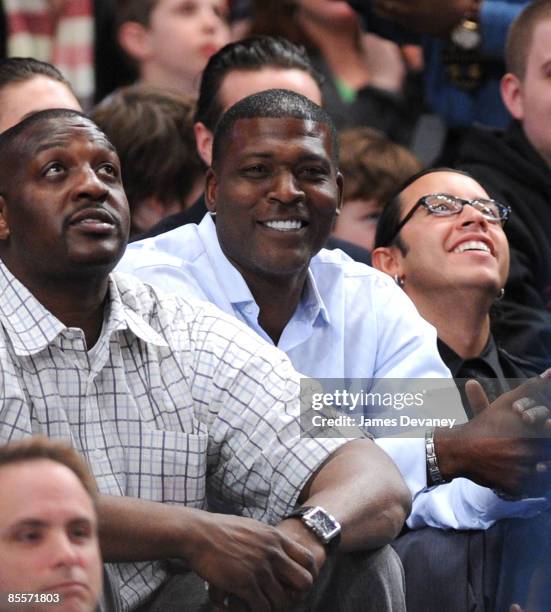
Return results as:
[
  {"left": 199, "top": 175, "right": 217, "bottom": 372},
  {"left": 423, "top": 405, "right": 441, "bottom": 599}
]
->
[{"left": 120, "top": 89, "right": 551, "bottom": 527}]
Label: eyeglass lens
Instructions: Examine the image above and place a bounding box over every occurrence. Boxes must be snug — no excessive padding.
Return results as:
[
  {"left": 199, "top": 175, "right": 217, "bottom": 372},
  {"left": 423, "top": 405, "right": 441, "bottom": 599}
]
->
[{"left": 424, "top": 195, "right": 504, "bottom": 220}]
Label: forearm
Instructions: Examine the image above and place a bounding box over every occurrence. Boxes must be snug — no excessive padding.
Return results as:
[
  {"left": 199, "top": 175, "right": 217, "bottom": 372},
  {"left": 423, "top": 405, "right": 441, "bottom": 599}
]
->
[
  {"left": 97, "top": 494, "right": 203, "bottom": 563},
  {"left": 297, "top": 439, "right": 411, "bottom": 550}
]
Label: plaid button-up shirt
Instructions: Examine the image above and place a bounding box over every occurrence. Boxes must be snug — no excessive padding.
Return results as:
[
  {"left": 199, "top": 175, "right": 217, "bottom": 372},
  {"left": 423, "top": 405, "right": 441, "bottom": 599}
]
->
[{"left": 0, "top": 263, "right": 346, "bottom": 610}]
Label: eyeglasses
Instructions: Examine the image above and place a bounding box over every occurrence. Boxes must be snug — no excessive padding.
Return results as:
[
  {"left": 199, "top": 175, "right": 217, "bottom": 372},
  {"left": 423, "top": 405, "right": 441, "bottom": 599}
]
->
[{"left": 388, "top": 193, "right": 511, "bottom": 244}]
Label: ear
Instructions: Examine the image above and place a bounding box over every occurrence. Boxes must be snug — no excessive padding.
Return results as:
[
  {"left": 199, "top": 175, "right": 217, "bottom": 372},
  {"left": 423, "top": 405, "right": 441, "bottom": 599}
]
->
[
  {"left": 0, "top": 196, "right": 10, "bottom": 240},
  {"left": 371, "top": 246, "right": 404, "bottom": 278},
  {"left": 194, "top": 122, "right": 214, "bottom": 166},
  {"left": 205, "top": 168, "right": 218, "bottom": 213},
  {"left": 336, "top": 171, "right": 344, "bottom": 214},
  {"left": 117, "top": 21, "right": 152, "bottom": 63},
  {"left": 501, "top": 73, "right": 524, "bottom": 121}
]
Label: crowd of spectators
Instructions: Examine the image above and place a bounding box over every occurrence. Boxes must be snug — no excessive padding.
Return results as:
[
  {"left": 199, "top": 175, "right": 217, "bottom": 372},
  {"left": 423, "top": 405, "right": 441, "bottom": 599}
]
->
[{"left": 1, "top": 1, "right": 551, "bottom": 611}]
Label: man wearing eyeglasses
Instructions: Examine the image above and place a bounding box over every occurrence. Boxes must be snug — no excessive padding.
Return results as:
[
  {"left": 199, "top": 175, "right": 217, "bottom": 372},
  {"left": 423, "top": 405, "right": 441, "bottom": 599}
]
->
[
  {"left": 371, "top": 167, "right": 551, "bottom": 611},
  {"left": 372, "top": 167, "right": 530, "bottom": 407}
]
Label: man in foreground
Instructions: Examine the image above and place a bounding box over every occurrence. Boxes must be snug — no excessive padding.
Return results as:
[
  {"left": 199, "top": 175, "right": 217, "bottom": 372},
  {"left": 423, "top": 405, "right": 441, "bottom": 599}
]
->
[
  {"left": 0, "top": 109, "right": 409, "bottom": 611},
  {"left": 0, "top": 436, "right": 103, "bottom": 612}
]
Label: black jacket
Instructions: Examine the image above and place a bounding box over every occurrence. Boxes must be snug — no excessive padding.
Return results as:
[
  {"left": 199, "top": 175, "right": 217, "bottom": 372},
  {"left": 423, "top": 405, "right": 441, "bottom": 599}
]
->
[{"left": 457, "top": 121, "right": 551, "bottom": 369}]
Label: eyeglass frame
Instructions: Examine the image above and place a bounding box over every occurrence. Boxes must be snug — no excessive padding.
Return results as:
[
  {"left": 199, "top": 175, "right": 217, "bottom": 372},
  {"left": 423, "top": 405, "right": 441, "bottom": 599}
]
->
[{"left": 386, "top": 193, "right": 511, "bottom": 246}]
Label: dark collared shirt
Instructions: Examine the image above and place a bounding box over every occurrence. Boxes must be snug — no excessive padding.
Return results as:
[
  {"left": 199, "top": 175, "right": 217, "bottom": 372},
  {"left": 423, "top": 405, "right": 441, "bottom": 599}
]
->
[{"left": 438, "top": 335, "right": 534, "bottom": 417}]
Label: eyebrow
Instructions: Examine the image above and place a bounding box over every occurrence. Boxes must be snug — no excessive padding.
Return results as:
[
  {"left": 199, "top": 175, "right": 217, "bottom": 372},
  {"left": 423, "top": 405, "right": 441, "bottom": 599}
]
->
[
  {"left": 6, "top": 515, "right": 94, "bottom": 533},
  {"left": 35, "top": 140, "right": 70, "bottom": 154},
  {"left": 6, "top": 518, "right": 48, "bottom": 533},
  {"left": 240, "top": 152, "right": 331, "bottom": 164},
  {"left": 34, "top": 138, "right": 117, "bottom": 156},
  {"left": 297, "top": 154, "right": 331, "bottom": 166}
]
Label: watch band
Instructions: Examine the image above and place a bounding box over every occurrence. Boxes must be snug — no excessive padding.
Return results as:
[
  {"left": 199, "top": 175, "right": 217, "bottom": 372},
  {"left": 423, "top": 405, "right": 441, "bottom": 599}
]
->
[
  {"left": 286, "top": 505, "right": 341, "bottom": 554},
  {"left": 425, "top": 428, "right": 448, "bottom": 486}
]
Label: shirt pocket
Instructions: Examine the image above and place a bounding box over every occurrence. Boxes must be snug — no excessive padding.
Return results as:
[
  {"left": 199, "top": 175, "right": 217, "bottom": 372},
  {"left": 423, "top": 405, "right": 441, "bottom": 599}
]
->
[{"left": 93, "top": 428, "right": 209, "bottom": 508}]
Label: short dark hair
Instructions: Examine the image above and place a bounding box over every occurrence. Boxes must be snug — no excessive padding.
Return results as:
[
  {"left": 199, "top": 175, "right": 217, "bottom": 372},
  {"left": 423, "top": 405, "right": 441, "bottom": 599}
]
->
[
  {"left": 91, "top": 86, "right": 202, "bottom": 215},
  {"left": 211, "top": 88, "right": 338, "bottom": 170},
  {"left": 506, "top": 0, "right": 551, "bottom": 78},
  {"left": 195, "top": 35, "right": 323, "bottom": 130},
  {"left": 0, "top": 57, "right": 74, "bottom": 94},
  {"left": 0, "top": 436, "right": 98, "bottom": 505},
  {"left": 115, "top": 0, "right": 158, "bottom": 27},
  {"left": 339, "top": 127, "right": 421, "bottom": 204},
  {"left": 374, "top": 167, "right": 476, "bottom": 252}
]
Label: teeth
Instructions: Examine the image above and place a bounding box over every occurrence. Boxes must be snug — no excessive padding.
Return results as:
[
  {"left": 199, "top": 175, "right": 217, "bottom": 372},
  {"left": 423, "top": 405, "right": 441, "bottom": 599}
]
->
[
  {"left": 78, "top": 219, "right": 113, "bottom": 226},
  {"left": 453, "top": 241, "right": 490, "bottom": 254},
  {"left": 264, "top": 220, "right": 303, "bottom": 231}
]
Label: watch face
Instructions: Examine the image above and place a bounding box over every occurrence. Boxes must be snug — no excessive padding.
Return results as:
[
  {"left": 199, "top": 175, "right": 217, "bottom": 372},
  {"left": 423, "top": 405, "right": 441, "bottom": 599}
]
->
[{"left": 305, "top": 507, "right": 341, "bottom": 542}]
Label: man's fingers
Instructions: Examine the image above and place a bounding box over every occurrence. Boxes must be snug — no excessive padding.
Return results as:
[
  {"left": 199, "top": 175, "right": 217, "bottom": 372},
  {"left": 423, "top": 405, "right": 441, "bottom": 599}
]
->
[
  {"left": 208, "top": 585, "right": 230, "bottom": 610},
  {"left": 520, "top": 405, "right": 550, "bottom": 426},
  {"left": 513, "top": 396, "right": 537, "bottom": 413},
  {"left": 513, "top": 397, "right": 551, "bottom": 425},
  {"left": 278, "top": 537, "right": 317, "bottom": 594},
  {"left": 259, "top": 565, "right": 296, "bottom": 612},
  {"left": 229, "top": 582, "right": 271, "bottom": 612},
  {"left": 506, "top": 373, "right": 551, "bottom": 405},
  {"left": 465, "top": 379, "right": 489, "bottom": 416}
]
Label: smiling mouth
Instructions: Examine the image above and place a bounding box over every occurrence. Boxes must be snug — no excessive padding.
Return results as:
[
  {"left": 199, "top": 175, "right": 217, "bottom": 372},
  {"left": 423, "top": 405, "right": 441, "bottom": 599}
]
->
[
  {"left": 452, "top": 240, "right": 492, "bottom": 255},
  {"left": 260, "top": 220, "right": 308, "bottom": 232}
]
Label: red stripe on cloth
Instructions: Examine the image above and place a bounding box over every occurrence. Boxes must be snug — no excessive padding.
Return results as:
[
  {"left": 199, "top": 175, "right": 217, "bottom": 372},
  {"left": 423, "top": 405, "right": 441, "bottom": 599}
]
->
[
  {"left": 63, "top": 0, "right": 93, "bottom": 18},
  {"left": 7, "top": 12, "right": 54, "bottom": 36}
]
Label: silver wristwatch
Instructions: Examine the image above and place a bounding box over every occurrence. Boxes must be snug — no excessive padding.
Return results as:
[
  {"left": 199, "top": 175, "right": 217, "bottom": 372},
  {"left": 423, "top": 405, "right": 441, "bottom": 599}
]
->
[{"left": 286, "top": 505, "right": 342, "bottom": 553}]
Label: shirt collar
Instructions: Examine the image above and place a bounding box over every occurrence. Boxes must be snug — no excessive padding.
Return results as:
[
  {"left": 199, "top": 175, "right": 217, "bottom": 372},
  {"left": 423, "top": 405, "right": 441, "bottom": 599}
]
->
[
  {"left": 437, "top": 335, "right": 504, "bottom": 379},
  {"left": 198, "top": 214, "right": 330, "bottom": 325},
  {"left": 301, "top": 267, "right": 330, "bottom": 325},
  {"left": 108, "top": 276, "right": 169, "bottom": 348},
  {"left": 0, "top": 261, "right": 167, "bottom": 356},
  {"left": 198, "top": 214, "right": 256, "bottom": 305}
]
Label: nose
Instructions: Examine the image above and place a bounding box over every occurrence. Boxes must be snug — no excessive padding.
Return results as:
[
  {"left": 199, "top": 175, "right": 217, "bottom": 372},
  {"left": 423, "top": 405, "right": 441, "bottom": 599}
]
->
[
  {"left": 457, "top": 202, "right": 490, "bottom": 230},
  {"left": 268, "top": 170, "right": 304, "bottom": 206},
  {"left": 201, "top": 6, "right": 221, "bottom": 32},
  {"left": 74, "top": 166, "right": 108, "bottom": 202},
  {"left": 51, "top": 532, "right": 83, "bottom": 568}
]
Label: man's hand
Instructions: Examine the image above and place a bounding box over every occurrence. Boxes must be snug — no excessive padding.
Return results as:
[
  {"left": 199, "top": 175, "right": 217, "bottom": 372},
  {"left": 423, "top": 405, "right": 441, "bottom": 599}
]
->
[
  {"left": 372, "top": 0, "right": 473, "bottom": 36},
  {"left": 190, "top": 513, "right": 318, "bottom": 612},
  {"left": 435, "top": 376, "right": 551, "bottom": 496},
  {"left": 277, "top": 517, "right": 328, "bottom": 574}
]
